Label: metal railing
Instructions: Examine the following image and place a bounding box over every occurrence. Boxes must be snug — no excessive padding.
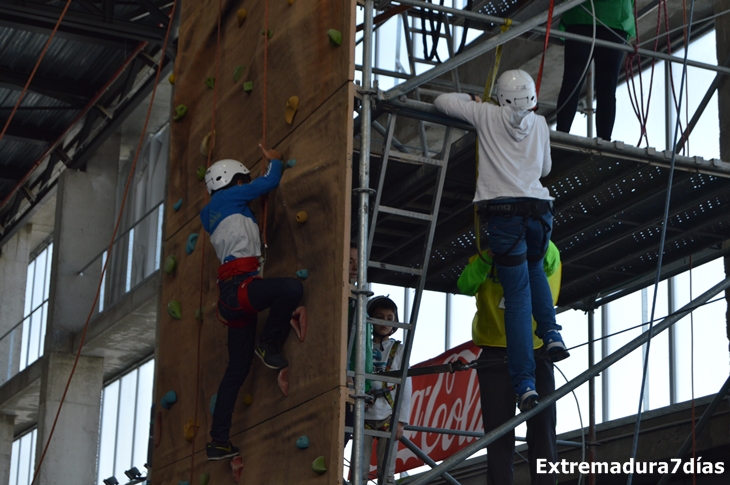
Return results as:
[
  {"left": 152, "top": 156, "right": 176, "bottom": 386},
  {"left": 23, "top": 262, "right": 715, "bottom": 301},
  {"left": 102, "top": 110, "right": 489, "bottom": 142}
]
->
[{"left": 79, "top": 201, "right": 164, "bottom": 314}]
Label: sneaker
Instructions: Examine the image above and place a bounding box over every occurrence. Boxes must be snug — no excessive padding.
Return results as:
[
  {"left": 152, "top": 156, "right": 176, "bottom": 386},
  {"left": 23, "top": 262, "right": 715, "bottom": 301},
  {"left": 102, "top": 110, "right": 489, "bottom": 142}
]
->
[
  {"left": 255, "top": 342, "right": 289, "bottom": 370},
  {"left": 516, "top": 380, "right": 539, "bottom": 412},
  {"left": 206, "top": 441, "right": 239, "bottom": 461},
  {"left": 543, "top": 330, "right": 570, "bottom": 363}
]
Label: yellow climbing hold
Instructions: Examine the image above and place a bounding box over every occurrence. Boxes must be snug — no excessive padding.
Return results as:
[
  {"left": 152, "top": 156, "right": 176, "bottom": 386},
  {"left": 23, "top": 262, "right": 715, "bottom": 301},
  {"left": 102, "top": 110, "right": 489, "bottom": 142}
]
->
[
  {"left": 183, "top": 418, "right": 199, "bottom": 443},
  {"left": 237, "top": 9, "right": 247, "bottom": 27},
  {"left": 288, "top": 0, "right": 295, "bottom": 5},
  {"left": 296, "top": 211, "right": 308, "bottom": 223},
  {"left": 242, "top": 393, "right": 253, "bottom": 406},
  {"left": 312, "top": 456, "right": 327, "bottom": 474},
  {"left": 200, "top": 131, "right": 215, "bottom": 157},
  {"left": 168, "top": 73, "right": 176, "bottom": 85},
  {"left": 285, "top": 96, "right": 299, "bottom": 125}
]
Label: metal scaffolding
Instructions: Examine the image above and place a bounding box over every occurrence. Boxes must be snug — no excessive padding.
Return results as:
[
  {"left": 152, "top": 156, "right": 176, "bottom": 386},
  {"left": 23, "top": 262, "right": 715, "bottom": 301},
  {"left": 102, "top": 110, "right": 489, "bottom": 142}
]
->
[{"left": 350, "top": 1, "right": 730, "bottom": 484}]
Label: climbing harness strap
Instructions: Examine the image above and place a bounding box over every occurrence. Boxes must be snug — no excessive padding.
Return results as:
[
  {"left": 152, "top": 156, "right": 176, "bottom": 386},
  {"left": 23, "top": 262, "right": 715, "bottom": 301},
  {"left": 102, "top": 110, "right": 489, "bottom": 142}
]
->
[
  {"left": 477, "top": 200, "right": 554, "bottom": 266},
  {"left": 216, "top": 258, "right": 262, "bottom": 327},
  {"left": 368, "top": 341, "right": 402, "bottom": 409}
]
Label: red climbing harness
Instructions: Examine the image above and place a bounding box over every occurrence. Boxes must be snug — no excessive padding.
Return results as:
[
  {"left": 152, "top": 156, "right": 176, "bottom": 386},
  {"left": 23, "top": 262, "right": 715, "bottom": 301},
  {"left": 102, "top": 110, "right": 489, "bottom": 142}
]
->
[{"left": 216, "top": 257, "right": 262, "bottom": 327}]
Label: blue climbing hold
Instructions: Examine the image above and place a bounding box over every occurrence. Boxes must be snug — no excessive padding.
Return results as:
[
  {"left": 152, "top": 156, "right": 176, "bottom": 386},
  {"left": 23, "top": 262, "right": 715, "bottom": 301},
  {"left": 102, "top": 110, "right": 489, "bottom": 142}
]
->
[
  {"left": 210, "top": 394, "right": 217, "bottom": 416},
  {"left": 296, "top": 269, "right": 309, "bottom": 279},
  {"left": 174, "top": 198, "right": 183, "bottom": 211},
  {"left": 286, "top": 159, "right": 296, "bottom": 168},
  {"left": 186, "top": 233, "right": 199, "bottom": 255},
  {"left": 161, "top": 390, "right": 177, "bottom": 410},
  {"left": 179, "top": 481, "right": 190, "bottom": 485},
  {"left": 296, "top": 435, "right": 310, "bottom": 449}
]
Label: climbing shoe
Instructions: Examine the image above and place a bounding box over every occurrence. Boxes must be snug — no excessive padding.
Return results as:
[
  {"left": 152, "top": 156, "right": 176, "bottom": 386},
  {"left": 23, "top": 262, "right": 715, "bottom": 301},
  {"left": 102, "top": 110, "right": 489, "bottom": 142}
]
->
[
  {"left": 543, "top": 329, "right": 570, "bottom": 363},
  {"left": 206, "top": 441, "right": 239, "bottom": 461},
  {"left": 255, "top": 342, "right": 289, "bottom": 370},
  {"left": 516, "top": 380, "right": 539, "bottom": 412}
]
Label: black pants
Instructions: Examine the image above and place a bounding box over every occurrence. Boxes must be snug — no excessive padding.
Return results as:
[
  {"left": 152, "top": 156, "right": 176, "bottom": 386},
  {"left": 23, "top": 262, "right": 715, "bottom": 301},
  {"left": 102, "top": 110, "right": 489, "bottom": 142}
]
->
[
  {"left": 477, "top": 346, "right": 557, "bottom": 485},
  {"left": 556, "top": 25, "right": 628, "bottom": 141},
  {"left": 210, "top": 276, "right": 303, "bottom": 443}
]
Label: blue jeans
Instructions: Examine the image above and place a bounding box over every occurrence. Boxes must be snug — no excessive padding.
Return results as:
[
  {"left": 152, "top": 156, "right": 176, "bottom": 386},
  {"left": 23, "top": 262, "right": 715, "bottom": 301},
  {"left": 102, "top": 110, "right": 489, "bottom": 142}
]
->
[{"left": 485, "top": 199, "right": 561, "bottom": 391}]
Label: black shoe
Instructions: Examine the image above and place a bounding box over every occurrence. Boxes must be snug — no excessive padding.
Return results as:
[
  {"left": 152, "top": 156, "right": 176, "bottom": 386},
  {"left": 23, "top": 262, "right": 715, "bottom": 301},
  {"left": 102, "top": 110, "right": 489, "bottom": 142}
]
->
[
  {"left": 255, "top": 342, "right": 289, "bottom": 370},
  {"left": 206, "top": 441, "right": 239, "bottom": 461}
]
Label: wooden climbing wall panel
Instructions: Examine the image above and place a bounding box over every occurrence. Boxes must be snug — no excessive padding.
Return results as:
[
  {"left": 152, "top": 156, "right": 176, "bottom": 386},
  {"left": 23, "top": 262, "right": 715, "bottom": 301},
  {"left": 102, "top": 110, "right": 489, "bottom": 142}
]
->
[{"left": 154, "top": 0, "right": 355, "bottom": 483}]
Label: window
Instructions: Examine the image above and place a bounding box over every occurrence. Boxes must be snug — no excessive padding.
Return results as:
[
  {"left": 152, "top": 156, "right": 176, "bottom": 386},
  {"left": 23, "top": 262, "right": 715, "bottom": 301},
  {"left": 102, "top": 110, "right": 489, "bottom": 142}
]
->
[
  {"left": 19, "top": 242, "right": 53, "bottom": 373},
  {"left": 97, "top": 359, "right": 155, "bottom": 483},
  {"left": 8, "top": 429, "right": 36, "bottom": 485}
]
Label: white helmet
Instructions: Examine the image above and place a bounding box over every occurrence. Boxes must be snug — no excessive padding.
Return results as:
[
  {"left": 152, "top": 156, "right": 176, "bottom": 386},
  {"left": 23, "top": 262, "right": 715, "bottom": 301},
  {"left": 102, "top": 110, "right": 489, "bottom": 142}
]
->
[
  {"left": 496, "top": 69, "right": 537, "bottom": 110},
  {"left": 205, "top": 159, "right": 250, "bottom": 194}
]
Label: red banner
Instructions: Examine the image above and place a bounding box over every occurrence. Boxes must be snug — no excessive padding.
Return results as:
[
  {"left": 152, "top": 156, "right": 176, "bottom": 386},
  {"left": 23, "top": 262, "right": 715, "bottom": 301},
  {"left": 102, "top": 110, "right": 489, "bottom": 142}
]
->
[{"left": 393, "top": 341, "right": 484, "bottom": 473}]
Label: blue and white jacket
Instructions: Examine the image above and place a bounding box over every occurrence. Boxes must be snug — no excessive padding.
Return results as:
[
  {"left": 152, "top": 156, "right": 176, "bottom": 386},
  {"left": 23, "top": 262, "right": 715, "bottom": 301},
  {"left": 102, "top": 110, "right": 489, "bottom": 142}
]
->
[{"left": 200, "top": 159, "right": 283, "bottom": 264}]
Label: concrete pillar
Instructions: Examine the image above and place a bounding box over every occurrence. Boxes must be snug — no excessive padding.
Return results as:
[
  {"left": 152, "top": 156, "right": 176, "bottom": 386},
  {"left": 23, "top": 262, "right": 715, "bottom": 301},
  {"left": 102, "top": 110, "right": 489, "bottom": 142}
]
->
[
  {"left": 0, "top": 226, "right": 31, "bottom": 384},
  {"left": 35, "top": 353, "right": 103, "bottom": 485},
  {"left": 35, "top": 134, "right": 120, "bottom": 483},
  {"left": 0, "top": 414, "right": 15, "bottom": 484},
  {"left": 718, "top": 1, "right": 730, "bottom": 351}
]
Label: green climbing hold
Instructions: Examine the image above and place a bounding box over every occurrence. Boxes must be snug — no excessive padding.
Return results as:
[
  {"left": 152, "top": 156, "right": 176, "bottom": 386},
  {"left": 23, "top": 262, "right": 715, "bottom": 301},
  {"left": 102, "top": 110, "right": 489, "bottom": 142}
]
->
[
  {"left": 312, "top": 456, "right": 327, "bottom": 474},
  {"left": 173, "top": 198, "right": 183, "bottom": 211},
  {"left": 205, "top": 77, "right": 215, "bottom": 89},
  {"left": 296, "top": 269, "right": 309, "bottom": 279},
  {"left": 196, "top": 165, "right": 206, "bottom": 181},
  {"left": 173, "top": 104, "right": 187, "bottom": 121},
  {"left": 296, "top": 435, "right": 310, "bottom": 449},
  {"left": 199, "top": 473, "right": 210, "bottom": 485},
  {"left": 243, "top": 81, "right": 253, "bottom": 93},
  {"left": 261, "top": 29, "right": 273, "bottom": 38},
  {"left": 286, "top": 159, "right": 297, "bottom": 168},
  {"left": 167, "top": 300, "right": 182, "bottom": 320},
  {"left": 161, "top": 390, "right": 178, "bottom": 409},
  {"left": 210, "top": 394, "right": 217, "bottom": 416},
  {"left": 186, "top": 233, "right": 199, "bottom": 255},
  {"left": 327, "top": 29, "right": 342, "bottom": 46},
  {"left": 195, "top": 307, "right": 204, "bottom": 321},
  {"left": 164, "top": 255, "right": 177, "bottom": 274},
  {"left": 233, "top": 65, "right": 245, "bottom": 82}
]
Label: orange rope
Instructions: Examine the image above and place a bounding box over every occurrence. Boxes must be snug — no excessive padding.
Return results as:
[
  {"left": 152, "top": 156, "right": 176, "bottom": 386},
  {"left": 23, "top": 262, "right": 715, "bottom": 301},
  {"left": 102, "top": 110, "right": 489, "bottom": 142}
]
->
[
  {"left": 0, "top": 0, "right": 73, "bottom": 145},
  {"left": 260, "top": 0, "right": 271, "bottom": 247},
  {"left": 189, "top": 0, "right": 223, "bottom": 479},
  {"left": 28, "top": 1, "right": 178, "bottom": 483}
]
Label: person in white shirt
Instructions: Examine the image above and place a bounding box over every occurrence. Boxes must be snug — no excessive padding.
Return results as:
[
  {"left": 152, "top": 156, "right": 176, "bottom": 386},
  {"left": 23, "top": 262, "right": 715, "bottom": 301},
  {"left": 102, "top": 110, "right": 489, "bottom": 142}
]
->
[{"left": 434, "top": 70, "right": 569, "bottom": 413}]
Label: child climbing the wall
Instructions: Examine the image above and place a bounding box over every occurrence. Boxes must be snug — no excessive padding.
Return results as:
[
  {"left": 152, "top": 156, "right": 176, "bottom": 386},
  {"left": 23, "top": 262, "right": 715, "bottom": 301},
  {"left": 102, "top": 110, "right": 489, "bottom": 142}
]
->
[
  {"left": 434, "top": 70, "right": 569, "bottom": 413},
  {"left": 201, "top": 144, "right": 303, "bottom": 460},
  {"left": 355, "top": 296, "right": 411, "bottom": 485}
]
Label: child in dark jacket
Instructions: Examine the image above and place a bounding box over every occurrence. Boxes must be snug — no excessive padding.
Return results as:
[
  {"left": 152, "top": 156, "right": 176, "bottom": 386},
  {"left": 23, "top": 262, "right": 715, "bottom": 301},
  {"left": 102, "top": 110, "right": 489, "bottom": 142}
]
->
[{"left": 200, "top": 144, "right": 303, "bottom": 461}]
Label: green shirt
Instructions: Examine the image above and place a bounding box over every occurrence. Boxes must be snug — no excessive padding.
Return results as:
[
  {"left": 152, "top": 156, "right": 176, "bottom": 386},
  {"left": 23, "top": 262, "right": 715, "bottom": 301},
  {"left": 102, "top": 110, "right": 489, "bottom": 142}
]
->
[{"left": 561, "top": 0, "right": 636, "bottom": 39}]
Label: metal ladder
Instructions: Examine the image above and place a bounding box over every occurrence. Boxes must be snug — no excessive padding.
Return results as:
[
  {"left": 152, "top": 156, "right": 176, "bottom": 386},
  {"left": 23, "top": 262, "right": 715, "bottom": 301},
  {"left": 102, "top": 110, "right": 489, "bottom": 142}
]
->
[{"left": 355, "top": 110, "right": 455, "bottom": 484}]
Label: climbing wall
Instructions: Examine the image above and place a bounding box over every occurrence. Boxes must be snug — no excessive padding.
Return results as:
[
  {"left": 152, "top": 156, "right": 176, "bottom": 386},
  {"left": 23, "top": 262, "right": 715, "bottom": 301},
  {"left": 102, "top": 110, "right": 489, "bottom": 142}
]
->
[{"left": 153, "top": 0, "right": 355, "bottom": 483}]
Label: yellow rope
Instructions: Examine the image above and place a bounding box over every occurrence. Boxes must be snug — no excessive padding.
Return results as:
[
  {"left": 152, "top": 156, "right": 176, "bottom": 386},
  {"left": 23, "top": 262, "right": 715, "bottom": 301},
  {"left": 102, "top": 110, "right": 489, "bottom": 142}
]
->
[{"left": 475, "top": 20, "right": 511, "bottom": 262}]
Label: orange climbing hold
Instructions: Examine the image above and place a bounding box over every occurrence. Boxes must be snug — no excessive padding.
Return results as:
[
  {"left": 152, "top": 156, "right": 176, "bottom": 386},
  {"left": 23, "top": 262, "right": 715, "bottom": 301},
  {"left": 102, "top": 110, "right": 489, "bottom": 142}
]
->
[
  {"left": 183, "top": 418, "right": 199, "bottom": 443},
  {"left": 278, "top": 367, "right": 289, "bottom": 397},
  {"left": 290, "top": 306, "right": 308, "bottom": 342},
  {"left": 236, "top": 9, "right": 247, "bottom": 27},
  {"left": 285, "top": 96, "right": 299, "bottom": 125},
  {"left": 231, "top": 456, "right": 244, "bottom": 483},
  {"left": 296, "top": 211, "right": 307, "bottom": 223}
]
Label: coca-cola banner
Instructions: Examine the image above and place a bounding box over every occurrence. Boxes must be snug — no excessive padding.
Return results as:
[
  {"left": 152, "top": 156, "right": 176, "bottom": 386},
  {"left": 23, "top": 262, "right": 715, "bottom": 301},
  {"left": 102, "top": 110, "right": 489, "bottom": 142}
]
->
[{"left": 394, "top": 341, "right": 484, "bottom": 473}]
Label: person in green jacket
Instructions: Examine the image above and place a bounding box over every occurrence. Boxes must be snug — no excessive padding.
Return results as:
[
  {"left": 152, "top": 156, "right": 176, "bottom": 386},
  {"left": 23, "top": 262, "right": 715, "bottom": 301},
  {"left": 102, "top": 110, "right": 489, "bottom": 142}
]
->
[
  {"left": 458, "top": 242, "right": 562, "bottom": 485},
  {"left": 556, "top": 0, "right": 636, "bottom": 140}
]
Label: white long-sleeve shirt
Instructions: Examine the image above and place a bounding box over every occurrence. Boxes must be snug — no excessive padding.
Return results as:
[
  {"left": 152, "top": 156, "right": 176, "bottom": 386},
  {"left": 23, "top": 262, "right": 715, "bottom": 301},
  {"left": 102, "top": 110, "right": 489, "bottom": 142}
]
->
[
  {"left": 366, "top": 338, "right": 412, "bottom": 423},
  {"left": 434, "top": 93, "right": 553, "bottom": 202}
]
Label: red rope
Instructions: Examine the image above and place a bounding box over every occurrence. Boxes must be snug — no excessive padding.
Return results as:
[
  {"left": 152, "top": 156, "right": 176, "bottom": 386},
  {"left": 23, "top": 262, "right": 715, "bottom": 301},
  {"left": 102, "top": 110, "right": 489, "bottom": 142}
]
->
[
  {"left": 188, "top": 0, "right": 223, "bottom": 480},
  {"left": 260, "top": 0, "right": 271, "bottom": 247},
  {"left": 534, "top": 0, "right": 555, "bottom": 98},
  {"left": 0, "top": 0, "right": 74, "bottom": 145},
  {"left": 28, "top": 2, "right": 178, "bottom": 483}
]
